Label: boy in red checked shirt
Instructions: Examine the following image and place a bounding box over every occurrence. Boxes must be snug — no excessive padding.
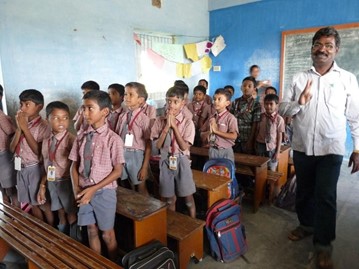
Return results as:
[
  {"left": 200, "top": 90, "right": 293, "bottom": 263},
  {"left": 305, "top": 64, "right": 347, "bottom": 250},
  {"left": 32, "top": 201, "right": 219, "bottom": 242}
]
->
[
  {"left": 151, "top": 86, "right": 196, "bottom": 218},
  {"left": 117, "top": 82, "right": 151, "bottom": 196},
  {"left": 69, "top": 90, "right": 124, "bottom": 261},
  {"left": 9, "top": 89, "right": 52, "bottom": 222}
]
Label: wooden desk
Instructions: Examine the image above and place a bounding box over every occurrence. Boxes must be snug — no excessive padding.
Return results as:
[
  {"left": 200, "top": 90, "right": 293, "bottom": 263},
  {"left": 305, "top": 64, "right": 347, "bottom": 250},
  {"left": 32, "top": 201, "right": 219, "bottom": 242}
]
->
[
  {"left": 190, "top": 147, "right": 269, "bottom": 212},
  {"left": 192, "top": 169, "right": 231, "bottom": 208},
  {"left": 278, "top": 145, "right": 290, "bottom": 187},
  {"left": 116, "top": 187, "right": 167, "bottom": 252},
  {"left": 167, "top": 210, "right": 205, "bottom": 269}
]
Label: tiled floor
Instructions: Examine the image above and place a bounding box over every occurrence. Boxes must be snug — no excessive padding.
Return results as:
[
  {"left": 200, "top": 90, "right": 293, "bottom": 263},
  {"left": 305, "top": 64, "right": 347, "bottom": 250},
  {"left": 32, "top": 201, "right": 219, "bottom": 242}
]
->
[{"left": 2, "top": 160, "right": 359, "bottom": 269}]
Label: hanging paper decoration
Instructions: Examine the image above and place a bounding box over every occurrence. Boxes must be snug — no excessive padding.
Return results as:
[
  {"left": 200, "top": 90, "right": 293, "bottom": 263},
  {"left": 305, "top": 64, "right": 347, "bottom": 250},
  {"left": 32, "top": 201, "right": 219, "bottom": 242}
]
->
[
  {"left": 152, "top": 43, "right": 184, "bottom": 63},
  {"left": 133, "top": 33, "right": 141, "bottom": 45},
  {"left": 211, "top": 35, "right": 226, "bottom": 57},
  {"left": 183, "top": 43, "right": 198, "bottom": 62},
  {"left": 196, "top": 41, "right": 213, "bottom": 58}
]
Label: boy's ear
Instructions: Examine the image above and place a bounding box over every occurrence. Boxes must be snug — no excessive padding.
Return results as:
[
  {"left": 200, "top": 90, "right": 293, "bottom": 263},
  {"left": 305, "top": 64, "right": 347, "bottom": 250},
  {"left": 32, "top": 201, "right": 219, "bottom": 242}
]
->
[
  {"left": 36, "top": 104, "right": 44, "bottom": 111},
  {"left": 101, "top": 107, "right": 110, "bottom": 117},
  {"left": 225, "top": 100, "right": 231, "bottom": 107}
]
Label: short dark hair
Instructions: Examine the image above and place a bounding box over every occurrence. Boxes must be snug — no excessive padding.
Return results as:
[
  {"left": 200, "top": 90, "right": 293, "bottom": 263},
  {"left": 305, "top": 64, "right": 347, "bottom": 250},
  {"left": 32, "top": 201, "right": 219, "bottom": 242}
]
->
[
  {"left": 249, "top": 65, "right": 259, "bottom": 73},
  {"left": 198, "top": 79, "right": 208, "bottom": 87},
  {"left": 19, "top": 89, "right": 44, "bottom": 105},
  {"left": 166, "top": 86, "right": 185, "bottom": 100},
  {"left": 193, "top": 85, "right": 206, "bottom": 95},
  {"left": 312, "top": 26, "right": 341, "bottom": 48},
  {"left": 214, "top": 88, "right": 231, "bottom": 101},
  {"left": 81, "top": 80, "right": 100, "bottom": 91},
  {"left": 46, "top": 101, "right": 70, "bottom": 118},
  {"left": 174, "top": 80, "right": 189, "bottom": 94},
  {"left": 83, "top": 90, "right": 111, "bottom": 110},
  {"left": 125, "top": 82, "right": 148, "bottom": 100},
  {"left": 0, "top": 84, "right": 3, "bottom": 96},
  {"left": 108, "top": 83, "right": 125, "bottom": 97},
  {"left": 242, "top": 76, "right": 257, "bottom": 88},
  {"left": 265, "top": 86, "right": 277, "bottom": 95},
  {"left": 224, "top": 85, "right": 235, "bottom": 94},
  {"left": 264, "top": 94, "right": 279, "bottom": 104}
]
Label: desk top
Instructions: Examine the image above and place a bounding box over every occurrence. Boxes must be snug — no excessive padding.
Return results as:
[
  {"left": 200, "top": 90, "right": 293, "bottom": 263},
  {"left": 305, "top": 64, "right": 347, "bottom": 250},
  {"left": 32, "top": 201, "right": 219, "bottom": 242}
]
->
[
  {"left": 116, "top": 187, "right": 167, "bottom": 221},
  {"left": 190, "top": 146, "right": 269, "bottom": 167},
  {"left": 167, "top": 210, "right": 205, "bottom": 240},
  {"left": 192, "top": 169, "right": 231, "bottom": 191}
]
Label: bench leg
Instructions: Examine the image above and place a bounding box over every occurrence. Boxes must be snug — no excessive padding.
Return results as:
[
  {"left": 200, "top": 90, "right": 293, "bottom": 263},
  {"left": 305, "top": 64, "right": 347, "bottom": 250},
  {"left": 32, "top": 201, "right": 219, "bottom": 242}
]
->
[
  {"left": 253, "top": 166, "right": 268, "bottom": 213},
  {"left": 0, "top": 238, "right": 10, "bottom": 261},
  {"left": 177, "top": 229, "right": 204, "bottom": 269}
]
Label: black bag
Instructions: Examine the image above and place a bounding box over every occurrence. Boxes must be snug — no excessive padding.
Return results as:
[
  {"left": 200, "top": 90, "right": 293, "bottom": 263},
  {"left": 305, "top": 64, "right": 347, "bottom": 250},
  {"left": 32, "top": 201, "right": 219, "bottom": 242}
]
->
[
  {"left": 275, "top": 175, "right": 297, "bottom": 212},
  {"left": 122, "top": 241, "right": 176, "bottom": 269}
]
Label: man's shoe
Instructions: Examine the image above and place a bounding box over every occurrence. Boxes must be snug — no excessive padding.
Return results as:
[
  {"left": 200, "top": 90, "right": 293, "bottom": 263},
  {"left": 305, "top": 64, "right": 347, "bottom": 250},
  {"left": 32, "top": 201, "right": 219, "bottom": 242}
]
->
[{"left": 315, "top": 251, "right": 334, "bottom": 269}]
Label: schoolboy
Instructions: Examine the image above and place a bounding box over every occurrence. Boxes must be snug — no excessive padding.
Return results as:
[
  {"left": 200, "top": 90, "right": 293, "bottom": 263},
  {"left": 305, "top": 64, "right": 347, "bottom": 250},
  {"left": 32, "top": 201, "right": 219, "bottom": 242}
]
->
[
  {"left": 0, "top": 84, "right": 19, "bottom": 206},
  {"left": 224, "top": 85, "right": 235, "bottom": 99},
  {"left": 151, "top": 86, "right": 196, "bottom": 218},
  {"left": 9, "top": 89, "right": 52, "bottom": 222},
  {"left": 37, "top": 101, "right": 78, "bottom": 237},
  {"left": 118, "top": 82, "right": 151, "bottom": 195},
  {"left": 265, "top": 86, "right": 277, "bottom": 96},
  {"left": 230, "top": 76, "right": 261, "bottom": 154},
  {"left": 255, "top": 94, "right": 285, "bottom": 170},
  {"left": 201, "top": 89, "right": 238, "bottom": 164},
  {"left": 187, "top": 85, "right": 208, "bottom": 128},
  {"left": 73, "top": 80, "right": 100, "bottom": 132},
  {"left": 69, "top": 90, "right": 124, "bottom": 260},
  {"left": 107, "top": 83, "right": 125, "bottom": 132},
  {"left": 173, "top": 80, "right": 193, "bottom": 120},
  {"left": 198, "top": 79, "right": 212, "bottom": 105}
]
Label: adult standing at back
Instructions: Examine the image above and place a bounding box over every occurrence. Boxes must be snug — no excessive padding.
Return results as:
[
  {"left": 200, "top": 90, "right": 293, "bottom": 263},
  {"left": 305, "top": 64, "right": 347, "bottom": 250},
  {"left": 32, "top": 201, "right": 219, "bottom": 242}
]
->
[{"left": 279, "top": 26, "right": 359, "bottom": 269}]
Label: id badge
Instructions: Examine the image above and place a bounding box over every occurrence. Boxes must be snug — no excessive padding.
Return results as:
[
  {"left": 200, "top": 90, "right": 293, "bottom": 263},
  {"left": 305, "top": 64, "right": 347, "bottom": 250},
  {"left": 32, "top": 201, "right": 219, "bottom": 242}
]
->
[
  {"left": 47, "top": 166, "right": 56, "bottom": 181},
  {"left": 125, "top": 133, "right": 134, "bottom": 147},
  {"left": 169, "top": 156, "right": 177, "bottom": 170},
  {"left": 14, "top": 156, "right": 22, "bottom": 171}
]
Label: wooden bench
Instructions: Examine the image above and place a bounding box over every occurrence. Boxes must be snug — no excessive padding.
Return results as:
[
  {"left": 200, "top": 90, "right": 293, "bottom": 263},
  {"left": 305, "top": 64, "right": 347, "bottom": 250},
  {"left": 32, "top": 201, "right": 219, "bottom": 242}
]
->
[
  {"left": 115, "top": 187, "right": 167, "bottom": 252},
  {"left": 267, "top": 170, "right": 283, "bottom": 203},
  {"left": 0, "top": 201, "right": 122, "bottom": 269},
  {"left": 190, "top": 147, "right": 269, "bottom": 212},
  {"left": 192, "top": 169, "right": 231, "bottom": 208},
  {"left": 167, "top": 210, "right": 205, "bottom": 269},
  {"left": 288, "top": 157, "right": 295, "bottom": 179},
  {"left": 277, "top": 145, "right": 290, "bottom": 187}
]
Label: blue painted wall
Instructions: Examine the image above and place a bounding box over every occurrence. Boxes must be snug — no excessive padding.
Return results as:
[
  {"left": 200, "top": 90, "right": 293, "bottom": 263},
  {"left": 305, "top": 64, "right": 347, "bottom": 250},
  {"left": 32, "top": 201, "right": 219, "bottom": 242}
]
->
[
  {"left": 209, "top": 0, "right": 359, "bottom": 158},
  {"left": 0, "top": 0, "right": 209, "bottom": 117}
]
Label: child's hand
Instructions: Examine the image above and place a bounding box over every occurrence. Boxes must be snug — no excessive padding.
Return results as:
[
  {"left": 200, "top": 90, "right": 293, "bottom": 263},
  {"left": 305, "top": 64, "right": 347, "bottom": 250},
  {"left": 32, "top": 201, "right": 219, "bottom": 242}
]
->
[
  {"left": 16, "top": 110, "right": 28, "bottom": 131},
  {"left": 138, "top": 166, "right": 148, "bottom": 181},
  {"left": 37, "top": 187, "right": 46, "bottom": 205},
  {"left": 167, "top": 113, "right": 176, "bottom": 129},
  {"left": 273, "top": 153, "right": 278, "bottom": 161},
  {"left": 209, "top": 118, "right": 218, "bottom": 134},
  {"left": 76, "top": 186, "right": 95, "bottom": 206}
]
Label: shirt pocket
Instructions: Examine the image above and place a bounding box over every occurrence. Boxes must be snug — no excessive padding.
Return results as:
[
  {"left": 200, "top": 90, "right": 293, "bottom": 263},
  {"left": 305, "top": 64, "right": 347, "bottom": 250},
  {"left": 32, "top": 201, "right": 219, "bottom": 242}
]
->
[
  {"left": 218, "top": 123, "right": 228, "bottom": 133},
  {"left": 323, "top": 80, "right": 347, "bottom": 110}
]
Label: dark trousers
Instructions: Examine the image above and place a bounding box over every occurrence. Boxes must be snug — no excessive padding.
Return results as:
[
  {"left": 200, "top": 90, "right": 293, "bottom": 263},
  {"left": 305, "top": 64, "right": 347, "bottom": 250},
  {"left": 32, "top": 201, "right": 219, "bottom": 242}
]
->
[{"left": 293, "top": 151, "right": 343, "bottom": 246}]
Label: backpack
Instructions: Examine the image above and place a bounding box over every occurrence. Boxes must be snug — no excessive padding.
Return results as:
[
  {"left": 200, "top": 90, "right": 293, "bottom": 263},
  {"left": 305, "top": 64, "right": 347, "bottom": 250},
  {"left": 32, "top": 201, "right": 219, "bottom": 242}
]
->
[
  {"left": 122, "top": 241, "right": 176, "bottom": 269},
  {"left": 203, "top": 158, "right": 240, "bottom": 199},
  {"left": 205, "top": 199, "right": 248, "bottom": 263},
  {"left": 275, "top": 175, "right": 297, "bottom": 212}
]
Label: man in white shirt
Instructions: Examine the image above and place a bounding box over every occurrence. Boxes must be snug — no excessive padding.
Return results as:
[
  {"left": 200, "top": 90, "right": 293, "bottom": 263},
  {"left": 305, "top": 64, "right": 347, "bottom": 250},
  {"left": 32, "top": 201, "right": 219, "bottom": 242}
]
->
[{"left": 279, "top": 26, "right": 359, "bottom": 269}]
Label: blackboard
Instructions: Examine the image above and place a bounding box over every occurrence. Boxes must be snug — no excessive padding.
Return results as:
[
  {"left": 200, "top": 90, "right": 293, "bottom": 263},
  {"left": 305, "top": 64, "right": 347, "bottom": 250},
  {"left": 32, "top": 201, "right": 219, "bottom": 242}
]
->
[{"left": 280, "top": 23, "right": 359, "bottom": 96}]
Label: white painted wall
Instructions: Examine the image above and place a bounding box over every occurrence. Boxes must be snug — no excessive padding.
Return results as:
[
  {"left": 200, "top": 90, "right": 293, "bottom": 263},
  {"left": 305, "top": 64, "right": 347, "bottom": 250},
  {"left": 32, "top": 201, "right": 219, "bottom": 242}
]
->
[{"left": 0, "top": 0, "right": 209, "bottom": 117}]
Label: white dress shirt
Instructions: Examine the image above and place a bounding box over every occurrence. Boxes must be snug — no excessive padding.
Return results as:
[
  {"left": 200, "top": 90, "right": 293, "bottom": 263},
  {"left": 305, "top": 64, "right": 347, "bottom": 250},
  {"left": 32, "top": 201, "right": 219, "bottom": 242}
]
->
[{"left": 279, "top": 62, "right": 359, "bottom": 156}]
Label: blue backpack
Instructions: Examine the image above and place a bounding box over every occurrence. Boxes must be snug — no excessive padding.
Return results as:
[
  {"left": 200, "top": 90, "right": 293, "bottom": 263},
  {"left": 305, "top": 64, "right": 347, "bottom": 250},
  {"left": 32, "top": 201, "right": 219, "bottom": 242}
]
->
[
  {"left": 205, "top": 199, "right": 248, "bottom": 263},
  {"left": 203, "top": 158, "right": 240, "bottom": 199}
]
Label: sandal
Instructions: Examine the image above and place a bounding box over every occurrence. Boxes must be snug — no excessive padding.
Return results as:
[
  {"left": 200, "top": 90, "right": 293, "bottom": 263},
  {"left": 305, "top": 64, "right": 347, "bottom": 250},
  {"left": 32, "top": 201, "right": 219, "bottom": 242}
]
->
[{"left": 288, "top": 226, "right": 313, "bottom": 241}]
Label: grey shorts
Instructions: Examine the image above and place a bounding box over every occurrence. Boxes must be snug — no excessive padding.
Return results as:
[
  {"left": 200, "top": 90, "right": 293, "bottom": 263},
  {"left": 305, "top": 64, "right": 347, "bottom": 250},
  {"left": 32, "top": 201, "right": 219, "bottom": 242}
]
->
[
  {"left": 77, "top": 188, "right": 116, "bottom": 231},
  {"left": 17, "top": 164, "right": 42, "bottom": 205},
  {"left": 47, "top": 179, "right": 76, "bottom": 214},
  {"left": 121, "top": 150, "right": 144, "bottom": 185},
  {"left": 0, "top": 151, "right": 16, "bottom": 188},
  {"left": 159, "top": 155, "right": 196, "bottom": 198},
  {"left": 209, "top": 147, "right": 235, "bottom": 164},
  {"left": 255, "top": 142, "right": 278, "bottom": 170}
]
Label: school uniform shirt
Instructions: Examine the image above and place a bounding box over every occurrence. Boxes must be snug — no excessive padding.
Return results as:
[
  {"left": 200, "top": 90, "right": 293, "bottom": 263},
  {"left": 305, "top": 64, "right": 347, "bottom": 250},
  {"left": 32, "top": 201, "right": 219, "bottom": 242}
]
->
[
  {"left": 200, "top": 104, "right": 216, "bottom": 131},
  {"left": 207, "top": 110, "right": 239, "bottom": 149},
  {"left": 230, "top": 96, "right": 261, "bottom": 142},
  {"left": 256, "top": 112, "right": 285, "bottom": 151},
  {"left": 107, "top": 106, "right": 126, "bottom": 132},
  {"left": 151, "top": 112, "right": 195, "bottom": 156},
  {"left": 187, "top": 100, "right": 208, "bottom": 128},
  {"left": 279, "top": 62, "right": 359, "bottom": 156},
  {"left": 117, "top": 107, "right": 151, "bottom": 151},
  {"left": 42, "top": 130, "right": 75, "bottom": 179},
  {"left": 68, "top": 123, "right": 125, "bottom": 189},
  {"left": 73, "top": 107, "right": 89, "bottom": 131},
  {"left": 0, "top": 110, "right": 15, "bottom": 151},
  {"left": 142, "top": 103, "right": 157, "bottom": 121},
  {"left": 16, "top": 116, "right": 51, "bottom": 166}
]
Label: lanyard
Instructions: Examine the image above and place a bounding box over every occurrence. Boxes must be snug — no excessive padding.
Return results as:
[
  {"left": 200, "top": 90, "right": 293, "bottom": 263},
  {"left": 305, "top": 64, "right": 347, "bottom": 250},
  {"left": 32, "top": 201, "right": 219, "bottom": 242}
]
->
[
  {"left": 170, "top": 117, "right": 184, "bottom": 155},
  {"left": 15, "top": 117, "right": 42, "bottom": 156},
  {"left": 265, "top": 112, "right": 278, "bottom": 123},
  {"left": 48, "top": 131, "right": 68, "bottom": 163},
  {"left": 216, "top": 111, "right": 228, "bottom": 124},
  {"left": 127, "top": 110, "right": 142, "bottom": 133}
]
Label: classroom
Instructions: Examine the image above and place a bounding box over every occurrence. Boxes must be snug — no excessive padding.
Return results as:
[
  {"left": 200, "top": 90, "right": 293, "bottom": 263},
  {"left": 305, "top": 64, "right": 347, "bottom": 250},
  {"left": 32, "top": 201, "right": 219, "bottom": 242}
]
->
[{"left": 1, "top": 1, "right": 359, "bottom": 269}]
